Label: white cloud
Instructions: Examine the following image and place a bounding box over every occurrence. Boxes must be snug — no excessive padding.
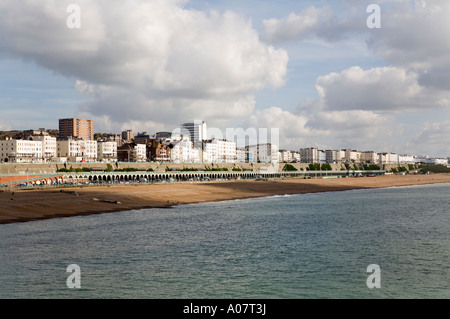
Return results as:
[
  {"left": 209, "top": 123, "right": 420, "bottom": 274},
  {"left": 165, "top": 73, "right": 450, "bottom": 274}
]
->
[
  {"left": 0, "top": 0, "right": 288, "bottom": 131},
  {"left": 262, "top": 6, "right": 331, "bottom": 43},
  {"left": 411, "top": 121, "right": 450, "bottom": 157},
  {"left": 314, "top": 66, "right": 450, "bottom": 112},
  {"left": 262, "top": 0, "right": 450, "bottom": 97},
  {"left": 366, "top": 0, "right": 450, "bottom": 68},
  {"left": 243, "top": 106, "right": 328, "bottom": 149}
]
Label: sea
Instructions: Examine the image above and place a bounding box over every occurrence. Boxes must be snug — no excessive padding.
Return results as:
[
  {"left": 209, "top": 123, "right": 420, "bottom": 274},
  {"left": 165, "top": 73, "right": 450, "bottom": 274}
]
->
[{"left": 1, "top": 182, "right": 449, "bottom": 299}]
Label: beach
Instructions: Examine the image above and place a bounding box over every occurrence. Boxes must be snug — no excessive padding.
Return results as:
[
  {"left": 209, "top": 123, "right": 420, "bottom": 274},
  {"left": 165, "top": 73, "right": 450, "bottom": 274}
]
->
[{"left": 1, "top": 173, "right": 450, "bottom": 225}]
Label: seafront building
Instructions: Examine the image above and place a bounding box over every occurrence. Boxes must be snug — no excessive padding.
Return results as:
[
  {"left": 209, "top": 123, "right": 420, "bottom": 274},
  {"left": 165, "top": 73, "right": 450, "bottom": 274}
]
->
[
  {"left": 97, "top": 141, "right": 118, "bottom": 162},
  {"left": 147, "top": 139, "right": 171, "bottom": 162},
  {"left": 171, "top": 138, "right": 201, "bottom": 163},
  {"left": 2, "top": 118, "right": 449, "bottom": 166},
  {"left": 121, "top": 130, "right": 134, "bottom": 144},
  {"left": 344, "top": 149, "right": 361, "bottom": 163},
  {"left": 236, "top": 147, "right": 246, "bottom": 163},
  {"left": 318, "top": 150, "right": 326, "bottom": 164},
  {"left": 79, "top": 140, "right": 98, "bottom": 162},
  {"left": 134, "top": 132, "right": 151, "bottom": 144},
  {"left": 246, "top": 143, "right": 278, "bottom": 163},
  {"left": 325, "top": 150, "right": 345, "bottom": 164},
  {"left": 0, "top": 137, "right": 43, "bottom": 163},
  {"left": 203, "top": 139, "right": 237, "bottom": 164},
  {"left": 180, "top": 121, "right": 207, "bottom": 148},
  {"left": 279, "top": 150, "right": 292, "bottom": 163},
  {"left": 426, "top": 157, "right": 448, "bottom": 165},
  {"left": 378, "top": 152, "right": 399, "bottom": 165},
  {"left": 57, "top": 138, "right": 82, "bottom": 161},
  {"left": 360, "top": 151, "right": 378, "bottom": 164},
  {"left": 300, "top": 147, "right": 318, "bottom": 164},
  {"left": 398, "top": 154, "right": 415, "bottom": 165},
  {"left": 117, "top": 143, "right": 147, "bottom": 162},
  {"left": 59, "top": 118, "right": 94, "bottom": 141},
  {"left": 31, "top": 135, "right": 57, "bottom": 162}
]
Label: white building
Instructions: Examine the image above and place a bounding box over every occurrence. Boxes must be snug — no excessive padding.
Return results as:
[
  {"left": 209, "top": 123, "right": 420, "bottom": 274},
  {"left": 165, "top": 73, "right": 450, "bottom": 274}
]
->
[
  {"left": 318, "top": 150, "right": 326, "bottom": 164},
  {"left": 97, "top": 141, "right": 118, "bottom": 162},
  {"left": 426, "top": 158, "right": 448, "bottom": 165},
  {"left": 31, "top": 135, "right": 57, "bottom": 162},
  {"left": 344, "top": 149, "right": 361, "bottom": 163},
  {"left": 279, "top": 150, "right": 292, "bottom": 163},
  {"left": 245, "top": 144, "right": 278, "bottom": 163},
  {"left": 325, "top": 150, "right": 345, "bottom": 164},
  {"left": 360, "top": 151, "right": 378, "bottom": 164},
  {"left": 203, "top": 142, "right": 216, "bottom": 164},
  {"left": 133, "top": 144, "right": 147, "bottom": 162},
  {"left": 57, "top": 139, "right": 82, "bottom": 161},
  {"left": 80, "top": 140, "right": 97, "bottom": 162},
  {"left": 398, "top": 154, "right": 415, "bottom": 164},
  {"left": 291, "top": 151, "right": 300, "bottom": 163},
  {"left": 247, "top": 145, "right": 258, "bottom": 163},
  {"left": 203, "top": 139, "right": 236, "bottom": 163},
  {"left": 300, "top": 147, "right": 318, "bottom": 163},
  {"left": 171, "top": 139, "right": 201, "bottom": 163},
  {"left": 236, "top": 147, "right": 246, "bottom": 163},
  {"left": 253, "top": 143, "right": 278, "bottom": 163},
  {"left": 0, "top": 138, "right": 43, "bottom": 163},
  {"left": 378, "top": 152, "right": 399, "bottom": 164}
]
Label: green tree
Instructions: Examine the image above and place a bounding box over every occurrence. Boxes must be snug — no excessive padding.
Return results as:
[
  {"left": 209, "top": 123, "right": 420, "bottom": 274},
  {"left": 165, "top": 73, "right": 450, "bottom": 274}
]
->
[{"left": 284, "top": 164, "right": 297, "bottom": 171}]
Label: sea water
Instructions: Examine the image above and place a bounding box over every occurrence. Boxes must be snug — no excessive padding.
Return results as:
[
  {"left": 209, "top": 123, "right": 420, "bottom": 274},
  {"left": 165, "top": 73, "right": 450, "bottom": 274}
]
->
[{"left": 1, "top": 183, "right": 449, "bottom": 299}]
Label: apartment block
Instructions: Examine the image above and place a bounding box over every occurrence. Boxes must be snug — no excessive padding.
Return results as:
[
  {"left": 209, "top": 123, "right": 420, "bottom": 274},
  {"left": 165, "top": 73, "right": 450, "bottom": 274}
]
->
[
  {"left": 300, "top": 147, "right": 318, "bottom": 163},
  {"left": 343, "top": 149, "right": 361, "bottom": 163},
  {"left": 203, "top": 139, "right": 237, "bottom": 163},
  {"left": 80, "top": 140, "right": 97, "bottom": 162},
  {"left": 236, "top": 147, "right": 246, "bottom": 163},
  {"left": 378, "top": 152, "right": 399, "bottom": 164},
  {"left": 180, "top": 121, "right": 207, "bottom": 148},
  {"left": 325, "top": 150, "right": 345, "bottom": 164},
  {"left": 398, "top": 154, "right": 415, "bottom": 164},
  {"left": 0, "top": 138, "right": 43, "bottom": 163},
  {"left": 318, "top": 150, "right": 326, "bottom": 164},
  {"left": 57, "top": 139, "right": 82, "bottom": 161},
  {"left": 279, "top": 150, "right": 292, "bottom": 163},
  {"left": 121, "top": 130, "right": 134, "bottom": 143},
  {"left": 97, "top": 141, "right": 117, "bottom": 162},
  {"left": 31, "top": 135, "right": 57, "bottom": 161},
  {"left": 171, "top": 140, "right": 201, "bottom": 163},
  {"left": 247, "top": 143, "right": 278, "bottom": 163},
  {"left": 426, "top": 158, "right": 448, "bottom": 165},
  {"left": 59, "top": 118, "right": 94, "bottom": 141},
  {"left": 147, "top": 140, "right": 171, "bottom": 162},
  {"left": 291, "top": 151, "right": 301, "bottom": 163},
  {"left": 360, "top": 151, "right": 378, "bottom": 164},
  {"left": 117, "top": 143, "right": 147, "bottom": 162}
]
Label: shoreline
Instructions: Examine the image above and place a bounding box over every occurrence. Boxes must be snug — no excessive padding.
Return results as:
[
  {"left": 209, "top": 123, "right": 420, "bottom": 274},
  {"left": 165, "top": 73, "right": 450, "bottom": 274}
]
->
[{"left": 1, "top": 174, "right": 450, "bottom": 225}]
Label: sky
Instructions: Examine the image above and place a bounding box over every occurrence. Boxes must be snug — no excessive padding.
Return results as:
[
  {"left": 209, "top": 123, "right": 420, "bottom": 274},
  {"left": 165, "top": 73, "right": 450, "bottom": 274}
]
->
[{"left": 0, "top": 0, "right": 449, "bottom": 157}]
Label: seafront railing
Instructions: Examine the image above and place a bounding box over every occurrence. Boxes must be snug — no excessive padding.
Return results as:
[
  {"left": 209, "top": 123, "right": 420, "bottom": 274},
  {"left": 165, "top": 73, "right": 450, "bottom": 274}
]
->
[{"left": 0, "top": 169, "right": 386, "bottom": 187}]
